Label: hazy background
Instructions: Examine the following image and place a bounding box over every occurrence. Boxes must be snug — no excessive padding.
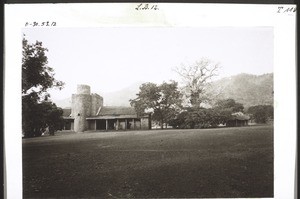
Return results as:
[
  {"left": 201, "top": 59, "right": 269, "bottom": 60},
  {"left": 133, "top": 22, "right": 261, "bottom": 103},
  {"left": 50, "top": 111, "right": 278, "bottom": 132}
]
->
[{"left": 22, "top": 27, "right": 273, "bottom": 105}]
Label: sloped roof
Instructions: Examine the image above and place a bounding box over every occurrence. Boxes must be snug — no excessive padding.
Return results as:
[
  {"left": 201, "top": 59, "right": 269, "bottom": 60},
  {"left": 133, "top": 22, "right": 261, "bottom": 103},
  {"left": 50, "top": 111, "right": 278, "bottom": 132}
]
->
[
  {"left": 62, "top": 108, "right": 72, "bottom": 117},
  {"left": 230, "top": 112, "right": 250, "bottom": 120},
  {"left": 86, "top": 106, "right": 139, "bottom": 119},
  {"left": 98, "top": 106, "right": 137, "bottom": 116}
]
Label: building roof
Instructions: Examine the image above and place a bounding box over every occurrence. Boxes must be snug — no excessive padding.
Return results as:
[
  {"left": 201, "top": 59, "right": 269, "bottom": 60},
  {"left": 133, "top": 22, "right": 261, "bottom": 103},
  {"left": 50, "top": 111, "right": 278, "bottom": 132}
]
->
[
  {"left": 98, "top": 106, "right": 137, "bottom": 116},
  {"left": 86, "top": 106, "right": 148, "bottom": 120},
  {"left": 87, "top": 115, "right": 139, "bottom": 120},
  {"left": 229, "top": 112, "right": 250, "bottom": 121},
  {"left": 62, "top": 108, "right": 72, "bottom": 117}
]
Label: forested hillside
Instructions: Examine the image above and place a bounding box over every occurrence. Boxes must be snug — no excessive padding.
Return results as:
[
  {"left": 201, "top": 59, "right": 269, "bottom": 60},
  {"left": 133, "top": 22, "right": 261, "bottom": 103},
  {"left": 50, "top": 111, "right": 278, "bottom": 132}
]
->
[{"left": 207, "top": 73, "right": 273, "bottom": 108}]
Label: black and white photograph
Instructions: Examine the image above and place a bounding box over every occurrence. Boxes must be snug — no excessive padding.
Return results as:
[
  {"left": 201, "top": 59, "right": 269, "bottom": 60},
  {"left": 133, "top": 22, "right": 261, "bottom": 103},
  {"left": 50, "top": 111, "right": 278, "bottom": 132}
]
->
[{"left": 4, "top": 3, "right": 296, "bottom": 199}]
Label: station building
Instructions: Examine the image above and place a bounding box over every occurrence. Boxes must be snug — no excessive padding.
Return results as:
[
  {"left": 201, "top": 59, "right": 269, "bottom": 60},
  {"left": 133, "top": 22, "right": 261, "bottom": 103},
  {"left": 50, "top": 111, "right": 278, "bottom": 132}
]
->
[{"left": 62, "top": 85, "right": 151, "bottom": 132}]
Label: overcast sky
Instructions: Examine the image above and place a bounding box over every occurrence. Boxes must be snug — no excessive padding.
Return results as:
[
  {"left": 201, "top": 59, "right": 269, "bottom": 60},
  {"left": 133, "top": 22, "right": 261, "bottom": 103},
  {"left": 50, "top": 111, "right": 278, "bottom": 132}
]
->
[{"left": 22, "top": 27, "right": 273, "bottom": 100}]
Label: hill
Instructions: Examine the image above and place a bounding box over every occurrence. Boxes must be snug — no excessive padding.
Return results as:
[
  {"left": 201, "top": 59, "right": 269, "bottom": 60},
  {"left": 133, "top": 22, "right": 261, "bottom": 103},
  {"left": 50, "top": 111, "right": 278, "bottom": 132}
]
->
[
  {"left": 99, "top": 82, "right": 142, "bottom": 107},
  {"left": 207, "top": 73, "right": 273, "bottom": 108},
  {"left": 53, "top": 73, "right": 273, "bottom": 109}
]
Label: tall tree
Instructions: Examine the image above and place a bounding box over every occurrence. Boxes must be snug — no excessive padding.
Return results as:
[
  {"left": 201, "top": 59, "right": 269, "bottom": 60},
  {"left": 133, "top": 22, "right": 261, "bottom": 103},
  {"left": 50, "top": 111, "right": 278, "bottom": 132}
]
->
[
  {"left": 130, "top": 81, "right": 182, "bottom": 129},
  {"left": 247, "top": 105, "right": 273, "bottom": 123},
  {"left": 130, "top": 82, "right": 160, "bottom": 116},
  {"left": 22, "top": 37, "right": 64, "bottom": 96},
  {"left": 174, "top": 58, "right": 219, "bottom": 107},
  {"left": 22, "top": 37, "right": 64, "bottom": 137}
]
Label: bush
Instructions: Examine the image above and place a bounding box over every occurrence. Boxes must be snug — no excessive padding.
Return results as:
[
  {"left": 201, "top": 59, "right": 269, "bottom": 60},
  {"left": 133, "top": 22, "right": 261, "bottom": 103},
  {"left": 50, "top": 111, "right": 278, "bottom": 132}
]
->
[{"left": 169, "top": 107, "right": 232, "bottom": 129}]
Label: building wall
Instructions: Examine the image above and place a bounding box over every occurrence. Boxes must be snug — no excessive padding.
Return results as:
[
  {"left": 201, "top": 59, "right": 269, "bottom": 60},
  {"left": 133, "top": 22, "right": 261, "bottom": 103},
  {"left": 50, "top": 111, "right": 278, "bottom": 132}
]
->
[
  {"left": 71, "top": 85, "right": 105, "bottom": 132},
  {"left": 91, "top": 94, "right": 103, "bottom": 116},
  {"left": 141, "top": 117, "right": 150, "bottom": 130},
  {"left": 77, "top": 84, "right": 90, "bottom": 94},
  {"left": 135, "top": 120, "right": 141, "bottom": 130},
  {"left": 128, "top": 119, "right": 135, "bottom": 130},
  {"left": 71, "top": 122, "right": 74, "bottom": 130},
  {"left": 72, "top": 85, "right": 92, "bottom": 132},
  {"left": 226, "top": 119, "right": 248, "bottom": 127},
  {"left": 70, "top": 84, "right": 151, "bottom": 132},
  {"left": 88, "top": 120, "right": 96, "bottom": 130},
  {"left": 119, "top": 120, "right": 126, "bottom": 130},
  {"left": 84, "top": 118, "right": 152, "bottom": 131}
]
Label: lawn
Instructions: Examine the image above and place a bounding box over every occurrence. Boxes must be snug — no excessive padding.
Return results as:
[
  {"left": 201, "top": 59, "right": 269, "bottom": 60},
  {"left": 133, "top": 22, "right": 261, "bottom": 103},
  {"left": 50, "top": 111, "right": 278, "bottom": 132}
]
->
[{"left": 23, "top": 125, "right": 273, "bottom": 198}]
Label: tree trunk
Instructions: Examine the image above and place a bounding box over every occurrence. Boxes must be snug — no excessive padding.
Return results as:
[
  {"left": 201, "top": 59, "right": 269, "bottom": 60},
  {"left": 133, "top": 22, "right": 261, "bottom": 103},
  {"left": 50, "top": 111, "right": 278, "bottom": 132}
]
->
[{"left": 49, "top": 126, "right": 55, "bottom": 136}]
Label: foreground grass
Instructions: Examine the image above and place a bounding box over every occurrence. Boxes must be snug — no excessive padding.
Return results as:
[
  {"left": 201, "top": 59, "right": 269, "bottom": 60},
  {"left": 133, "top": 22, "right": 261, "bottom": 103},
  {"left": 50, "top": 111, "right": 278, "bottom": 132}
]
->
[{"left": 23, "top": 125, "right": 273, "bottom": 198}]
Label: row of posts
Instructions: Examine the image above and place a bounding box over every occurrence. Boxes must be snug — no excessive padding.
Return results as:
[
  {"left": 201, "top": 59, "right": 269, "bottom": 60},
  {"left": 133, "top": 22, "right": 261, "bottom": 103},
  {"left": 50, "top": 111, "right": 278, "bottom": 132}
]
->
[{"left": 94, "top": 118, "right": 139, "bottom": 131}]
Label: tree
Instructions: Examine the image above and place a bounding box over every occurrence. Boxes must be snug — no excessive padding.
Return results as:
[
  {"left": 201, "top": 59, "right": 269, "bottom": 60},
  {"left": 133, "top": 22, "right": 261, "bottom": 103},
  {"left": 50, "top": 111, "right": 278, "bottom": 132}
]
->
[
  {"left": 168, "top": 111, "right": 189, "bottom": 129},
  {"left": 247, "top": 105, "right": 273, "bottom": 123},
  {"left": 174, "top": 58, "right": 219, "bottom": 107},
  {"left": 214, "top": 98, "right": 244, "bottom": 113},
  {"left": 22, "top": 98, "right": 64, "bottom": 137},
  {"left": 212, "top": 98, "right": 245, "bottom": 126},
  {"left": 130, "top": 82, "right": 160, "bottom": 117},
  {"left": 22, "top": 92, "right": 44, "bottom": 137},
  {"left": 170, "top": 107, "right": 228, "bottom": 129},
  {"left": 22, "top": 38, "right": 64, "bottom": 96},
  {"left": 171, "top": 98, "right": 245, "bottom": 130},
  {"left": 40, "top": 102, "right": 64, "bottom": 135},
  {"left": 22, "top": 37, "right": 64, "bottom": 137},
  {"left": 184, "top": 107, "right": 208, "bottom": 128},
  {"left": 214, "top": 108, "right": 232, "bottom": 125},
  {"left": 130, "top": 81, "right": 182, "bottom": 129}
]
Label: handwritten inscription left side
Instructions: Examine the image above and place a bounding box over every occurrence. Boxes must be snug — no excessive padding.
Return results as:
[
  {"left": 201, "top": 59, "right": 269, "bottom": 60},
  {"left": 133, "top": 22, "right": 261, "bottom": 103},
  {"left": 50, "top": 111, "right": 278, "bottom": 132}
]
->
[{"left": 25, "top": 21, "right": 57, "bottom": 27}]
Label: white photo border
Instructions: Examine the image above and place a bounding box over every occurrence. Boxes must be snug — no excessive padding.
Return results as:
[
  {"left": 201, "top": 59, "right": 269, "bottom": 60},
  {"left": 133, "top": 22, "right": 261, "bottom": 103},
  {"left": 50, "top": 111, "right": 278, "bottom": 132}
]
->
[{"left": 4, "top": 3, "right": 297, "bottom": 198}]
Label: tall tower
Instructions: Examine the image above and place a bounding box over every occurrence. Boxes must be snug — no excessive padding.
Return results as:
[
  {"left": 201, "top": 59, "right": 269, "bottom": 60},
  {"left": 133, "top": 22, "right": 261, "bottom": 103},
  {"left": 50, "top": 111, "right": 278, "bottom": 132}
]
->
[{"left": 71, "top": 85, "right": 92, "bottom": 132}]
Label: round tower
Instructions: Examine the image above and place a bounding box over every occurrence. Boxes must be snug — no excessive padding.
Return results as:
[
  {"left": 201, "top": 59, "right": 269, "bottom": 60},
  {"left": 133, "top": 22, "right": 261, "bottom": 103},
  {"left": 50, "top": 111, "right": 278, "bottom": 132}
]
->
[{"left": 72, "top": 85, "right": 91, "bottom": 132}]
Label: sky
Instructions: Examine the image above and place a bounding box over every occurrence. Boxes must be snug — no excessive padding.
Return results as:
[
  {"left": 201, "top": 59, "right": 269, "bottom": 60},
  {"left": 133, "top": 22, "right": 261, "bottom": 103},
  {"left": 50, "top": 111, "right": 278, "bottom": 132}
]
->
[{"left": 22, "top": 27, "right": 273, "bottom": 100}]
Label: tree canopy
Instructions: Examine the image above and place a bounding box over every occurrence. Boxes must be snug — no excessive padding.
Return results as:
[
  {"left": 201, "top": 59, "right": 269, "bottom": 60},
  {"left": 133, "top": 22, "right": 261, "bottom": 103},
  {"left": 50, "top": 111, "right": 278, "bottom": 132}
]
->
[
  {"left": 214, "top": 98, "right": 244, "bottom": 113},
  {"left": 22, "top": 97, "right": 64, "bottom": 137},
  {"left": 174, "top": 58, "right": 219, "bottom": 107},
  {"left": 169, "top": 98, "right": 245, "bottom": 129},
  {"left": 22, "top": 37, "right": 65, "bottom": 137},
  {"left": 130, "top": 81, "right": 182, "bottom": 129},
  {"left": 247, "top": 105, "right": 273, "bottom": 123},
  {"left": 22, "top": 38, "right": 64, "bottom": 97}
]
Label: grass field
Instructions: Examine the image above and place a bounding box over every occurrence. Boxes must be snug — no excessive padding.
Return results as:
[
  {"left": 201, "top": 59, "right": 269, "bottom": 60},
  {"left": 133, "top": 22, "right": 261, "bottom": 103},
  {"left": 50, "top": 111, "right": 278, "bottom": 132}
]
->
[{"left": 23, "top": 125, "right": 273, "bottom": 198}]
